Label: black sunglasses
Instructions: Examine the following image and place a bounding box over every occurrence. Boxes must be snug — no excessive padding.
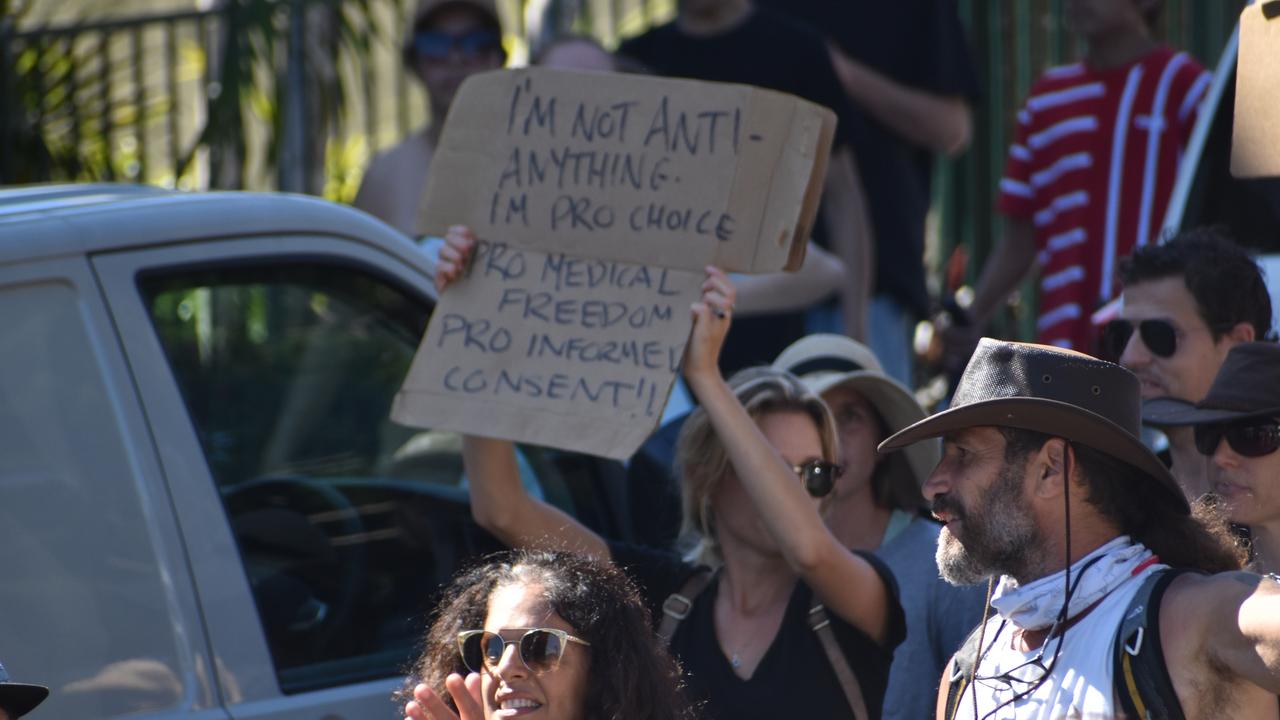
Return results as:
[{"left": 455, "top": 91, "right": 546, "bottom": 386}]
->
[
  {"left": 1194, "top": 419, "right": 1280, "bottom": 458},
  {"left": 413, "top": 29, "right": 501, "bottom": 60},
  {"left": 792, "top": 459, "right": 843, "bottom": 498},
  {"left": 457, "top": 628, "right": 590, "bottom": 674},
  {"left": 1102, "top": 318, "right": 1180, "bottom": 358}
]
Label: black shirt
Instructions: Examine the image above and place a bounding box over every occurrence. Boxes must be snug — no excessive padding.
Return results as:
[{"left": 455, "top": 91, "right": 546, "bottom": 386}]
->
[
  {"left": 609, "top": 541, "right": 907, "bottom": 720},
  {"left": 619, "top": 8, "right": 859, "bottom": 373},
  {"left": 753, "top": 0, "right": 981, "bottom": 318}
]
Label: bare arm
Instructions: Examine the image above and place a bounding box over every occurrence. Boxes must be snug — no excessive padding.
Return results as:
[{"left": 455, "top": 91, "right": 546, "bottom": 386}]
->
[
  {"left": 965, "top": 217, "right": 1037, "bottom": 329},
  {"left": 684, "top": 269, "right": 892, "bottom": 645},
  {"left": 732, "top": 242, "right": 846, "bottom": 315},
  {"left": 1197, "top": 572, "right": 1280, "bottom": 693},
  {"left": 829, "top": 45, "right": 972, "bottom": 156},
  {"left": 436, "top": 226, "right": 608, "bottom": 560},
  {"left": 821, "top": 146, "right": 874, "bottom": 341},
  {"left": 936, "top": 659, "right": 955, "bottom": 720},
  {"left": 462, "top": 436, "right": 609, "bottom": 559}
]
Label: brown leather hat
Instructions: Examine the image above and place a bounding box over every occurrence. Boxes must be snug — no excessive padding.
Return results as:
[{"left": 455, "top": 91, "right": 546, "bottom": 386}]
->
[
  {"left": 879, "top": 338, "right": 1188, "bottom": 513},
  {"left": 1143, "top": 341, "right": 1280, "bottom": 426}
]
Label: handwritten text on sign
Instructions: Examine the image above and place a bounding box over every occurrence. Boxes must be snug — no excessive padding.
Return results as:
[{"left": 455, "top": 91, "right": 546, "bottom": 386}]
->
[
  {"left": 397, "top": 69, "right": 833, "bottom": 458},
  {"left": 394, "top": 240, "right": 702, "bottom": 459},
  {"left": 416, "top": 68, "right": 835, "bottom": 273}
]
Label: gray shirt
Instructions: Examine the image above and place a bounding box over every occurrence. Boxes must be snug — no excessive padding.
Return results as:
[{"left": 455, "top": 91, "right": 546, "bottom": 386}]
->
[{"left": 875, "top": 514, "right": 988, "bottom": 720}]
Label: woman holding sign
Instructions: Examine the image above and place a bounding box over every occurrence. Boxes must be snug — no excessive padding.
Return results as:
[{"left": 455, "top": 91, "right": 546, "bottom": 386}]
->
[{"left": 436, "top": 227, "right": 904, "bottom": 720}]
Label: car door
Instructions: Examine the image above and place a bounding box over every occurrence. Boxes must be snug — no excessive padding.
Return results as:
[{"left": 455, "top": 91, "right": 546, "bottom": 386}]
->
[
  {"left": 0, "top": 253, "right": 226, "bottom": 720},
  {"left": 92, "top": 232, "right": 500, "bottom": 720}
]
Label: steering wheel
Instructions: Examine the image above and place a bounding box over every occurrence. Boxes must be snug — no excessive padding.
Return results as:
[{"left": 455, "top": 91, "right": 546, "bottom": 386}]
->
[{"left": 222, "top": 476, "right": 368, "bottom": 663}]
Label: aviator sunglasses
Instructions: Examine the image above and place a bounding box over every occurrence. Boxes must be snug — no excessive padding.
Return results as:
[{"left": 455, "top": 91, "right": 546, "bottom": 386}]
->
[
  {"left": 1193, "top": 419, "right": 1280, "bottom": 457},
  {"left": 457, "top": 628, "right": 590, "bottom": 674},
  {"left": 793, "top": 459, "right": 843, "bottom": 498},
  {"left": 413, "top": 29, "right": 501, "bottom": 60},
  {"left": 1102, "top": 318, "right": 1181, "bottom": 358}
]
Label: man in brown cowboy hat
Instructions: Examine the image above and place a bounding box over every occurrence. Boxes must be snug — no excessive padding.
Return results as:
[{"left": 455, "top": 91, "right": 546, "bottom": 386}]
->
[
  {"left": 0, "top": 662, "right": 48, "bottom": 720},
  {"left": 1145, "top": 341, "right": 1280, "bottom": 575},
  {"left": 879, "top": 338, "right": 1280, "bottom": 719},
  {"left": 774, "top": 334, "right": 986, "bottom": 720}
]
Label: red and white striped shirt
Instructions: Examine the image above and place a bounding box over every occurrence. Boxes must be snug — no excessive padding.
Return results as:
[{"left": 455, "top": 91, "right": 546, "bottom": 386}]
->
[{"left": 998, "top": 47, "right": 1210, "bottom": 352}]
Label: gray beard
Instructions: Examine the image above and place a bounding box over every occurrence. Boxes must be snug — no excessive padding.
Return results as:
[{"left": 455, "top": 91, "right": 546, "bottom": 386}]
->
[
  {"left": 936, "top": 525, "right": 990, "bottom": 585},
  {"left": 935, "top": 462, "right": 1044, "bottom": 586}
]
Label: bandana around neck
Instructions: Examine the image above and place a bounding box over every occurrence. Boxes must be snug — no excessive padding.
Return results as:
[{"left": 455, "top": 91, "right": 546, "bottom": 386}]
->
[{"left": 989, "top": 536, "right": 1154, "bottom": 631}]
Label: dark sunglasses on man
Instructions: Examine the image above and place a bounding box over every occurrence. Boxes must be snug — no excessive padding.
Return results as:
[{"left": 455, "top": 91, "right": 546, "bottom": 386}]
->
[
  {"left": 1102, "top": 318, "right": 1182, "bottom": 358},
  {"left": 457, "top": 628, "right": 590, "bottom": 674},
  {"left": 792, "top": 459, "right": 843, "bottom": 498},
  {"left": 413, "top": 29, "right": 501, "bottom": 60},
  {"left": 1193, "top": 418, "right": 1280, "bottom": 458}
]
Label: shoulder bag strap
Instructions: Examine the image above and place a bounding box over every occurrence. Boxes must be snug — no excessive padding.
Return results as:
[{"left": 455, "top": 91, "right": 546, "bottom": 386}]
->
[
  {"left": 1114, "top": 568, "right": 1198, "bottom": 720},
  {"left": 657, "top": 566, "right": 714, "bottom": 645},
  {"left": 808, "top": 603, "right": 870, "bottom": 720}
]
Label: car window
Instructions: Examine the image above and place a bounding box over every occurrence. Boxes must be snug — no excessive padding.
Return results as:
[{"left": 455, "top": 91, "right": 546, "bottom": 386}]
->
[{"left": 140, "top": 261, "right": 504, "bottom": 693}]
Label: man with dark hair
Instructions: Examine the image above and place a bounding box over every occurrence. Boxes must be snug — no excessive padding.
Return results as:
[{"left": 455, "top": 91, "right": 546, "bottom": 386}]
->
[
  {"left": 955, "top": 0, "right": 1211, "bottom": 356},
  {"left": 355, "top": 0, "right": 506, "bottom": 235},
  {"left": 0, "top": 662, "right": 48, "bottom": 720},
  {"left": 1108, "top": 227, "right": 1272, "bottom": 499},
  {"left": 880, "top": 338, "right": 1280, "bottom": 718},
  {"left": 1147, "top": 342, "right": 1280, "bottom": 575}
]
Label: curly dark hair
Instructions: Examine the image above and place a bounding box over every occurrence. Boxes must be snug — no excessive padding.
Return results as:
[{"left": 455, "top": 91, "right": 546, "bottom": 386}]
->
[
  {"left": 403, "top": 549, "right": 691, "bottom": 720},
  {"left": 1000, "top": 428, "right": 1246, "bottom": 573},
  {"left": 1119, "top": 226, "right": 1273, "bottom": 342}
]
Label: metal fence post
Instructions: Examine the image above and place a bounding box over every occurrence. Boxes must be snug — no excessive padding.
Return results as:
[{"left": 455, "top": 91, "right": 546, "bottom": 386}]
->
[{"left": 279, "top": 0, "right": 307, "bottom": 193}]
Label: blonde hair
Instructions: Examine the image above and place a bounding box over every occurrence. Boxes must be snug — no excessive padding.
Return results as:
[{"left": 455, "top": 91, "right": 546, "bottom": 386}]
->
[{"left": 674, "top": 367, "right": 839, "bottom": 566}]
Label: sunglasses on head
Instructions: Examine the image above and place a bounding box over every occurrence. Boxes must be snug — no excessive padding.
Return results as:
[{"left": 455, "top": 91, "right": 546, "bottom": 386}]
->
[
  {"left": 457, "top": 628, "right": 590, "bottom": 674},
  {"left": 413, "top": 29, "right": 501, "bottom": 60},
  {"left": 1102, "top": 318, "right": 1181, "bottom": 358},
  {"left": 1193, "top": 419, "right": 1280, "bottom": 458},
  {"left": 792, "top": 459, "right": 843, "bottom": 498}
]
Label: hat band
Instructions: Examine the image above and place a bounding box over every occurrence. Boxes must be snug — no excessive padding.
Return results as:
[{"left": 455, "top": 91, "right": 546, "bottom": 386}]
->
[{"left": 788, "top": 357, "right": 865, "bottom": 377}]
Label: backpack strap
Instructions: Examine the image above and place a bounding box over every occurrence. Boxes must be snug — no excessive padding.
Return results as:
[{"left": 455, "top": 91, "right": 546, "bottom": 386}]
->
[
  {"left": 807, "top": 604, "right": 869, "bottom": 720},
  {"left": 1113, "top": 568, "right": 1199, "bottom": 720},
  {"left": 657, "top": 566, "right": 714, "bottom": 644},
  {"left": 943, "top": 622, "right": 988, "bottom": 720}
]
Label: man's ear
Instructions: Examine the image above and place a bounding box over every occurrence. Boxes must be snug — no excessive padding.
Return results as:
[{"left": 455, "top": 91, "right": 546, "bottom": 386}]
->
[
  {"left": 1032, "top": 438, "right": 1069, "bottom": 499},
  {"left": 1222, "top": 320, "right": 1256, "bottom": 345}
]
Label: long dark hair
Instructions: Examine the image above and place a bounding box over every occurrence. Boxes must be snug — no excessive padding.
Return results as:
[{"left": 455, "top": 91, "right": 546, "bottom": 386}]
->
[
  {"left": 405, "top": 549, "right": 691, "bottom": 720},
  {"left": 1001, "top": 428, "right": 1246, "bottom": 572}
]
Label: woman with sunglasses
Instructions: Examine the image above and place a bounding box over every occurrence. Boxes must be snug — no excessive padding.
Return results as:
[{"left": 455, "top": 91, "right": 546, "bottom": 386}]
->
[
  {"left": 402, "top": 549, "right": 691, "bottom": 720},
  {"left": 435, "top": 227, "right": 905, "bottom": 719}
]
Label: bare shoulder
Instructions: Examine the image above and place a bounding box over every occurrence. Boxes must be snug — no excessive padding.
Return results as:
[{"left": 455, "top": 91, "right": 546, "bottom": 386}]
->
[
  {"left": 1161, "top": 571, "right": 1272, "bottom": 646},
  {"left": 1161, "top": 572, "right": 1280, "bottom": 718}
]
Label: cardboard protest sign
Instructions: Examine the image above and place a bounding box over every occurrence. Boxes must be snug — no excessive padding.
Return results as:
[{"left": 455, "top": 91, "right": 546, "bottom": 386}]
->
[
  {"left": 393, "top": 241, "right": 702, "bottom": 459},
  {"left": 394, "top": 68, "right": 835, "bottom": 458},
  {"left": 1232, "top": 1, "right": 1280, "bottom": 178},
  {"left": 414, "top": 68, "right": 835, "bottom": 272}
]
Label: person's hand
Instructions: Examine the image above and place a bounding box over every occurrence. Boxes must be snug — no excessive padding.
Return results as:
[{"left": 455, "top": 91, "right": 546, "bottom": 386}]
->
[
  {"left": 435, "top": 226, "right": 477, "bottom": 293},
  {"left": 940, "top": 321, "right": 981, "bottom": 379},
  {"left": 404, "top": 675, "right": 484, "bottom": 720},
  {"left": 683, "top": 266, "right": 736, "bottom": 388}
]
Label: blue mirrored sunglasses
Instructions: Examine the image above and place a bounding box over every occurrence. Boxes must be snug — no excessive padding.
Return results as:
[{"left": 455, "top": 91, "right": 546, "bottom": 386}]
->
[{"left": 413, "top": 29, "right": 500, "bottom": 60}]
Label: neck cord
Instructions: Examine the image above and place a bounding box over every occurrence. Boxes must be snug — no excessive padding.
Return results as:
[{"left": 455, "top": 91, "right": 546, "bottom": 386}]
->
[{"left": 967, "top": 442, "right": 1078, "bottom": 720}]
